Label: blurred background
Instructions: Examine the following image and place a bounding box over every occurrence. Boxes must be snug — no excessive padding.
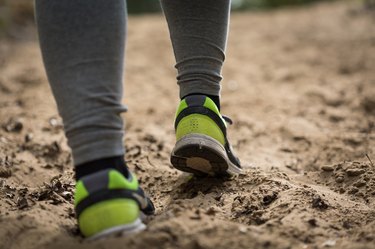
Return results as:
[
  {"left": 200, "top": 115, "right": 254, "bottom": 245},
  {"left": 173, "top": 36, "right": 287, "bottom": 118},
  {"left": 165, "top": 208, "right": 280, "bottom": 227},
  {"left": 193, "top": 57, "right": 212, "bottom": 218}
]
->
[{"left": 1, "top": 0, "right": 374, "bottom": 36}]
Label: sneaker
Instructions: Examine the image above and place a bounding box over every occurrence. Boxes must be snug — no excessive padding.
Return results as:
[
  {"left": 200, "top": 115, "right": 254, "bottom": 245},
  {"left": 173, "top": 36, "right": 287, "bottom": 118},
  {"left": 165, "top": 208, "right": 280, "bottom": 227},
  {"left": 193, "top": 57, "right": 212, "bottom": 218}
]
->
[
  {"left": 74, "top": 169, "right": 155, "bottom": 239},
  {"left": 171, "top": 94, "right": 242, "bottom": 176}
]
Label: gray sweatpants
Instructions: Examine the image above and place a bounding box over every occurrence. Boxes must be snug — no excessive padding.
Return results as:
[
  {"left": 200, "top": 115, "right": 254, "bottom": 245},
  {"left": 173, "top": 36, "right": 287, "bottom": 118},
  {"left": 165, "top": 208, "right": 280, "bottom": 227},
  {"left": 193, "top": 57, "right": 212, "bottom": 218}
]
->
[{"left": 35, "top": 0, "right": 231, "bottom": 165}]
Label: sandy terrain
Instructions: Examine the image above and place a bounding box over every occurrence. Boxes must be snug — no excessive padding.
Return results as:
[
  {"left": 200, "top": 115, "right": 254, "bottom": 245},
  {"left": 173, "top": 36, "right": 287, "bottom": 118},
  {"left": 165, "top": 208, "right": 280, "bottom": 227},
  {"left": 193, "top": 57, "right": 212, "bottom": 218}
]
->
[{"left": 0, "top": 1, "right": 374, "bottom": 249}]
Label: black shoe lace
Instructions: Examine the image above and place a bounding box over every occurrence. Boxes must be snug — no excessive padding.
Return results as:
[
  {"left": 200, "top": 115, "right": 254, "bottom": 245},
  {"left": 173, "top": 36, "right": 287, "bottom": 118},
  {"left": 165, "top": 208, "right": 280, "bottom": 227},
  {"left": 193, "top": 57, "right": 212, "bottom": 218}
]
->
[{"left": 222, "top": 115, "right": 233, "bottom": 125}]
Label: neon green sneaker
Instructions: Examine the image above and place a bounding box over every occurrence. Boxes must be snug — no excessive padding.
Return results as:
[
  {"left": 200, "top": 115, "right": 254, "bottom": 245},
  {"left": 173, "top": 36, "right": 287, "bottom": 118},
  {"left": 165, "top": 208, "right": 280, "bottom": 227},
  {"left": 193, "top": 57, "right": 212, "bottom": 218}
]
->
[
  {"left": 171, "top": 95, "right": 243, "bottom": 176},
  {"left": 74, "top": 169, "right": 155, "bottom": 239}
]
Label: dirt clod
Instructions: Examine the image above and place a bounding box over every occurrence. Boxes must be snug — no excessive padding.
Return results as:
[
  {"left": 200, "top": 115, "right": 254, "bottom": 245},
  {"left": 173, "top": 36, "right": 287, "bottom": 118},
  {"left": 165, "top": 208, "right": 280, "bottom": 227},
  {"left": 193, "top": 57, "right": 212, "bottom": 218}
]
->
[
  {"left": 262, "top": 192, "right": 278, "bottom": 206},
  {"left": 312, "top": 195, "right": 329, "bottom": 210},
  {"left": 346, "top": 168, "right": 365, "bottom": 177},
  {"left": 16, "top": 197, "right": 28, "bottom": 209},
  {"left": 0, "top": 167, "right": 12, "bottom": 178},
  {"left": 321, "top": 165, "right": 334, "bottom": 172},
  {"left": 335, "top": 176, "right": 345, "bottom": 183},
  {"left": 3, "top": 118, "right": 23, "bottom": 132}
]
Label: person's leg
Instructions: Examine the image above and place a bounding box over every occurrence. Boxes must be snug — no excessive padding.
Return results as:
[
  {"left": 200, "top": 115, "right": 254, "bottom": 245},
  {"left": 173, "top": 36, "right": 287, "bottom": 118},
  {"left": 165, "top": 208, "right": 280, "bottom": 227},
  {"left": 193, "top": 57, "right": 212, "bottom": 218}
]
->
[
  {"left": 161, "top": 0, "right": 242, "bottom": 176},
  {"left": 160, "top": 0, "right": 231, "bottom": 110},
  {"left": 35, "top": 0, "right": 127, "bottom": 170},
  {"left": 35, "top": 0, "right": 154, "bottom": 238}
]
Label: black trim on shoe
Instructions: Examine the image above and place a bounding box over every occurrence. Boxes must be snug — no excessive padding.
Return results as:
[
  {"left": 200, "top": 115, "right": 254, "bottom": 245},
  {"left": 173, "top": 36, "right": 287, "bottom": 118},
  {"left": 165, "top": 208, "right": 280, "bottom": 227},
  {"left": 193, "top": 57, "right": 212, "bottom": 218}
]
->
[
  {"left": 75, "top": 156, "right": 130, "bottom": 180},
  {"left": 224, "top": 139, "right": 241, "bottom": 168}
]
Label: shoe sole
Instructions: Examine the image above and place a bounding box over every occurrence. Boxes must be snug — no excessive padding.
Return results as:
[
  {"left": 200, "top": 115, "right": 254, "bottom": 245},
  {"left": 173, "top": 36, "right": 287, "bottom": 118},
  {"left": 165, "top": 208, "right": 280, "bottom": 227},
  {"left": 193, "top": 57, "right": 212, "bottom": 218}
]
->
[
  {"left": 86, "top": 218, "right": 146, "bottom": 241},
  {"left": 171, "top": 134, "right": 243, "bottom": 176}
]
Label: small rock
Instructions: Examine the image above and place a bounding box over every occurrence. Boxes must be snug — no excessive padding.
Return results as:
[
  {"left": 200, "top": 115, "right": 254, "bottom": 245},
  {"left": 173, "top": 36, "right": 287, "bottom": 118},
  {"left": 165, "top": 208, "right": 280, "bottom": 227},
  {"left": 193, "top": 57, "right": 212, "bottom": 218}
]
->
[
  {"left": 238, "top": 225, "right": 248, "bottom": 234},
  {"left": 0, "top": 137, "right": 8, "bottom": 144},
  {"left": 17, "top": 197, "right": 28, "bottom": 209},
  {"left": 335, "top": 176, "right": 345, "bottom": 183},
  {"left": 214, "top": 193, "right": 223, "bottom": 201},
  {"left": 339, "top": 188, "right": 346, "bottom": 194},
  {"left": 361, "top": 94, "right": 375, "bottom": 115},
  {"left": 25, "top": 133, "right": 33, "bottom": 143},
  {"left": 322, "top": 239, "right": 336, "bottom": 247},
  {"left": 353, "top": 180, "right": 366, "bottom": 188},
  {"left": 49, "top": 117, "right": 63, "bottom": 128},
  {"left": 18, "top": 188, "right": 28, "bottom": 196},
  {"left": 42, "top": 164, "right": 54, "bottom": 169},
  {"left": 190, "top": 209, "right": 201, "bottom": 220},
  {"left": 346, "top": 168, "right": 365, "bottom": 177},
  {"left": 321, "top": 165, "right": 334, "bottom": 172},
  {"left": 343, "top": 220, "right": 352, "bottom": 229},
  {"left": 329, "top": 114, "right": 345, "bottom": 122},
  {"left": 205, "top": 207, "right": 217, "bottom": 216},
  {"left": 0, "top": 168, "right": 12, "bottom": 178},
  {"left": 312, "top": 195, "right": 329, "bottom": 210},
  {"left": 348, "top": 187, "right": 359, "bottom": 194},
  {"left": 344, "top": 137, "right": 362, "bottom": 147},
  {"left": 355, "top": 192, "right": 365, "bottom": 198},
  {"left": 67, "top": 207, "right": 75, "bottom": 218},
  {"left": 307, "top": 218, "right": 318, "bottom": 227},
  {"left": 3, "top": 118, "right": 23, "bottom": 132},
  {"left": 263, "top": 192, "right": 278, "bottom": 206},
  {"left": 263, "top": 241, "right": 271, "bottom": 247},
  {"left": 60, "top": 191, "right": 73, "bottom": 200}
]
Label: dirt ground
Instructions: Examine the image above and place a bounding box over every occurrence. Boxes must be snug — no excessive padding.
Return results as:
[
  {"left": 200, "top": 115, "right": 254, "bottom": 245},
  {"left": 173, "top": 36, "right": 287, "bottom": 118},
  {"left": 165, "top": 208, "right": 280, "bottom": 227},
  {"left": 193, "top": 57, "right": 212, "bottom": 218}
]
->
[{"left": 0, "top": 1, "right": 374, "bottom": 249}]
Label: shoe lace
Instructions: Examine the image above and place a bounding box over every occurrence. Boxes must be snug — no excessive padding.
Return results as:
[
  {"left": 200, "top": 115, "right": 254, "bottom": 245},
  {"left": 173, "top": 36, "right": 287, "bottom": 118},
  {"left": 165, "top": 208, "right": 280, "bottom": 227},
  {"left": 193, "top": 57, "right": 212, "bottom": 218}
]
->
[{"left": 222, "top": 115, "right": 233, "bottom": 125}]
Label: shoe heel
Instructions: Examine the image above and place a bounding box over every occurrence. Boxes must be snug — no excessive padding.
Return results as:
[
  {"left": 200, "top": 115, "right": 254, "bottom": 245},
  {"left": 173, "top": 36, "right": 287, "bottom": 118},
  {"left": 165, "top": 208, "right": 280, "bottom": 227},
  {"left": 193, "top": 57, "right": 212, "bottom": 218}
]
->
[
  {"left": 171, "top": 133, "right": 243, "bottom": 176},
  {"left": 171, "top": 133, "right": 228, "bottom": 176},
  {"left": 175, "top": 114, "right": 225, "bottom": 146},
  {"left": 79, "top": 199, "right": 143, "bottom": 239}
]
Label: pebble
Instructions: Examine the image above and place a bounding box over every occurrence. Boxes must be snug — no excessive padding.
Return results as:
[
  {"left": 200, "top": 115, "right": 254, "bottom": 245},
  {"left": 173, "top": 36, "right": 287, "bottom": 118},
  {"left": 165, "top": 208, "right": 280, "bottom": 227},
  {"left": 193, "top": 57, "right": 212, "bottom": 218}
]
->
[
  {"left": 322, "top": 239, "right": 336, "bottom": 247},
  {"left": 321, "top": 165, "right": 334, "bottom": 172},
  {"left": 16, "top": 197, "right": 28, "bottom": 209},
  {"left": 339, "top": 188, "right": 346, "bottom": 194},
  {"left": 353, "top": 180, "right": 366, "bottom": 188},
  {"left": 0, "top": 168, "right": 12, "bottom": 178},
  {"left": 335, "top": 176, "right": 345, "bottom": 183},
  {"left": 238, "top": 225, "right": 248, "bottom": 233},
  {"left": 4, "top": 118, "right": 23, "bottom": 132},
  {"left": 25, "top": 133, "right": 33, "bottom": 143},
  {"left": 348, "top": 187, "right": 359, "bottom": 194},
  {"left": 346, "top": 168, "right": 365, "bottom": 177}
]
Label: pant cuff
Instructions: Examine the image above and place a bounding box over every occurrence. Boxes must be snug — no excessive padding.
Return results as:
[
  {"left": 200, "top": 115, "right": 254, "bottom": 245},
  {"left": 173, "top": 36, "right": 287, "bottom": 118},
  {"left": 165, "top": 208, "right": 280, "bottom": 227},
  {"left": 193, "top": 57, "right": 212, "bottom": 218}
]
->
[
  {"left": 69, "top": 130, "right": 124, "bottom": 165},
  {"left": 179, "top": 81, "right": 221, "bottom": 99}
]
